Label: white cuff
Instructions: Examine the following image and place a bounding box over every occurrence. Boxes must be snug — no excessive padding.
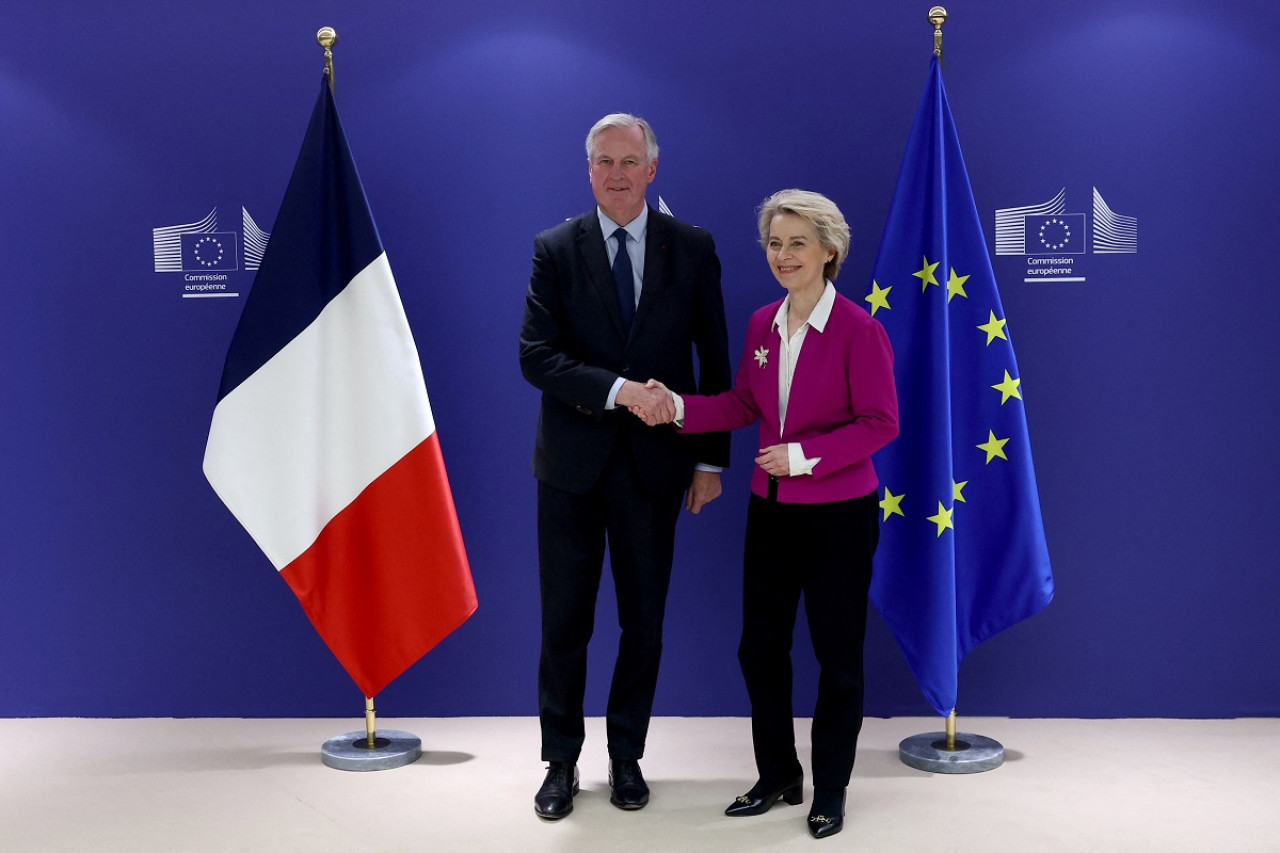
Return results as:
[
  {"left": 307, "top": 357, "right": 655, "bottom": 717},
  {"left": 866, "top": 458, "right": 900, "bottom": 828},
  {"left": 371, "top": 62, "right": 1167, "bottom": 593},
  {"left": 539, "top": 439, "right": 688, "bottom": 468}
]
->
[
  {"left": 788, "top": 442, "right": 820, "bottom": 476},
  {"left": 605, "top": 376, "right": 627, "bottom": 410}
]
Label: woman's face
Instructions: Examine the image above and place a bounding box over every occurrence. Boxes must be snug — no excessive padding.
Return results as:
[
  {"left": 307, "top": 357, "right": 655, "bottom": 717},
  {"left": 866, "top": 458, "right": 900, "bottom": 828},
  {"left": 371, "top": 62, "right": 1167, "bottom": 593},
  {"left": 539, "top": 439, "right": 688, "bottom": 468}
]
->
[{"left": 764, "top": 213, "right": 832, "bottom": 294}]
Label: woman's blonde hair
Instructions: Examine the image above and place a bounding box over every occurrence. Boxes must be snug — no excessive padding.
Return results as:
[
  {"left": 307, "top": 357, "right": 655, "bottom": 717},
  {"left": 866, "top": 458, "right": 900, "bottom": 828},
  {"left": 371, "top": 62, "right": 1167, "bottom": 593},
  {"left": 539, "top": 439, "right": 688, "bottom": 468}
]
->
[{"left": 756, "top": 189, "right": 851, "bottom": 281}]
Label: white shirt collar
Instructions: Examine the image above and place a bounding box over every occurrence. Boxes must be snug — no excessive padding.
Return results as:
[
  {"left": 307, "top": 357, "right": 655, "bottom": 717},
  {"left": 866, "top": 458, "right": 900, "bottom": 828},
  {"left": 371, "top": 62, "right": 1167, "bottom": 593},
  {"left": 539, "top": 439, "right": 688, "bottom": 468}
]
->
[
  {"left": 772, "top": 280, "right": 837, "bottom": 335},
  {"left": 597, "top": 205, "right": 649, "bottom": 243}
]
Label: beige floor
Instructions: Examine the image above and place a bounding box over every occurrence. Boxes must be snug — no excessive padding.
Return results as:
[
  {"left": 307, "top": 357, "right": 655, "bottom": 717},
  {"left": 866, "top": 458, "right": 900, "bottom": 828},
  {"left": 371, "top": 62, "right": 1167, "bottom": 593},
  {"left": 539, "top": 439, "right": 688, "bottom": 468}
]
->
[{"left": 3, "top": 716, "right": 1277, "bottom": 852}]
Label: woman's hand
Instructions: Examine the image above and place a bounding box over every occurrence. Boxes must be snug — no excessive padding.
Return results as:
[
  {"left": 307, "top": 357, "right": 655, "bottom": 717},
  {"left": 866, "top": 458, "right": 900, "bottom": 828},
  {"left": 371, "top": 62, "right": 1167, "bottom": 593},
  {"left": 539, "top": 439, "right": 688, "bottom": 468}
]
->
[
  {"left": 621, "top": 379, "right": 674, "bottom": 425},
  {"left": 755, "top": 444, "right": 791, "bottom": 477}
]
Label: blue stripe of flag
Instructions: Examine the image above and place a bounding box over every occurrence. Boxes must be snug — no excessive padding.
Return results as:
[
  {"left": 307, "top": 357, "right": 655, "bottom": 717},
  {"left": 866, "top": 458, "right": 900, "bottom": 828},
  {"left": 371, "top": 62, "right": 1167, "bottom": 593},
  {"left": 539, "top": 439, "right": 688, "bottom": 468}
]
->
[{"left": 215, "top": 75, "right": 384, "bottom": 403}]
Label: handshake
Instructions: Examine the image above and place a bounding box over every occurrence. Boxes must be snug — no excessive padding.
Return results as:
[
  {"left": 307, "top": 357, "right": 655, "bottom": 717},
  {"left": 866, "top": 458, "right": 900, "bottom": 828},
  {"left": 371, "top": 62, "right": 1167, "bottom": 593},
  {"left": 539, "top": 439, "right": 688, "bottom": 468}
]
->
[{"left": 619, "top": 379, "right": 678, "bottom": 427}]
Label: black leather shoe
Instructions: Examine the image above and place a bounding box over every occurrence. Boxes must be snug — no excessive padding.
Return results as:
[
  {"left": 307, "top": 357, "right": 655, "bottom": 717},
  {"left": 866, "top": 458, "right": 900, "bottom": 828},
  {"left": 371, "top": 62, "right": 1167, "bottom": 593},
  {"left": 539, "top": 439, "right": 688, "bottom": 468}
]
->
[
  {"left": 807, "top": 788, "right": 846, "bottom": 839},
  {"left": 724, "top": 774, "right": 804, "bottom": 816},
  {"left": 534, "top": 762, "right": 578, "bottom": 820},
  {"left": 608, "top": 759, "right": 649, "bottom": 810}
]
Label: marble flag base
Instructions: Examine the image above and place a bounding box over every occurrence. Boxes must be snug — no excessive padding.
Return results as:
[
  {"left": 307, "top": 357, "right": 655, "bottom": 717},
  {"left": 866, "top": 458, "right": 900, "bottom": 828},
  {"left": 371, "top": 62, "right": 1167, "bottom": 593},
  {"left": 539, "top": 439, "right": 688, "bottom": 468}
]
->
[
  {"left": 320, "top": 729, "right": 422, "bottom": 771},
  {"left": 898, "top": 731, "right": 1004, "bottom": 774}
]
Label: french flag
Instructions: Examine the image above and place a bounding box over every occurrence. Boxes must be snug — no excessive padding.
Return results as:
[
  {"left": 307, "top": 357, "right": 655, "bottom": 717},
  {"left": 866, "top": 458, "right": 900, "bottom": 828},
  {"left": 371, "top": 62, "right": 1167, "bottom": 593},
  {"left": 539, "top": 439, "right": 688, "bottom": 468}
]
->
[{"left": 203, "top": 75, "right": 477, "bottom": 699}]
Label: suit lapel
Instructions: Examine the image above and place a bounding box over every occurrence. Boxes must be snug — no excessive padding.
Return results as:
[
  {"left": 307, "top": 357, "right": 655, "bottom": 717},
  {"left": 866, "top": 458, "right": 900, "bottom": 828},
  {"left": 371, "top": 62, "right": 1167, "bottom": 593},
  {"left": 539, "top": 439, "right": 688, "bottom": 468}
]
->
[
  {"left": 575, "top": 213, "right": 628, "bottom": 339},
  {"left": 632, "top": 208, "right": 669, "bottom": 336},
  {"left": 767, "top": 322, "right": 785, "bottom": 432}
]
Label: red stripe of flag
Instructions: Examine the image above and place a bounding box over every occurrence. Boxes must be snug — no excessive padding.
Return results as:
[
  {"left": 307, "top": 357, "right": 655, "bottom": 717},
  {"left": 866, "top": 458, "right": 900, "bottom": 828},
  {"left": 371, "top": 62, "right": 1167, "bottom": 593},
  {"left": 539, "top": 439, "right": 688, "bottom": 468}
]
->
[{"left": 280, "top": 433, "right": 477, "bottom": 698}]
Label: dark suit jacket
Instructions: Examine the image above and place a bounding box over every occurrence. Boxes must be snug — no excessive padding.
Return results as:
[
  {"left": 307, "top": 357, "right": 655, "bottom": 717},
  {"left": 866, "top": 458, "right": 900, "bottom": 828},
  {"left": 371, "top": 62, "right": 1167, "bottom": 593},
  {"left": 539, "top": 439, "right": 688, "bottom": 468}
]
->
[{"left": 519, "top": 206, "right": 732, "bottom": 497}]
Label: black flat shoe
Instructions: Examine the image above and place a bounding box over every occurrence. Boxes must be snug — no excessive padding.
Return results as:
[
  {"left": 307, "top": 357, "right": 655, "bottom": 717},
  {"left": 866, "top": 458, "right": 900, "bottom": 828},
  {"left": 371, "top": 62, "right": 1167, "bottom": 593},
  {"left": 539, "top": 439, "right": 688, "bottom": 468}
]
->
[
  {"left": 534, "top": 762, "right": 578, "bottom": 820},
  {"left": 608, "top": 758, "right": 650, "bottom": 809},
  {"left": 807, "top": 788, "right": 846, "bottom": 839},
  {"left": 724, "top": 775, "right": 804, "bottom": 816}
]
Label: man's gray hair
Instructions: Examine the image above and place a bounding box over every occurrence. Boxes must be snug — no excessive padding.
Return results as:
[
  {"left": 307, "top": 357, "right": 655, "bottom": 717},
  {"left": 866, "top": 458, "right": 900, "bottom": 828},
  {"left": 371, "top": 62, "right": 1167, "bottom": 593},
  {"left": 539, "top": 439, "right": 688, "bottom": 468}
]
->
[
  {"left": 756, "top": 189, "right": 852, "bottom": 281},
  {"left": 586, "top": 113, "right": 659, "bottom": 162}
]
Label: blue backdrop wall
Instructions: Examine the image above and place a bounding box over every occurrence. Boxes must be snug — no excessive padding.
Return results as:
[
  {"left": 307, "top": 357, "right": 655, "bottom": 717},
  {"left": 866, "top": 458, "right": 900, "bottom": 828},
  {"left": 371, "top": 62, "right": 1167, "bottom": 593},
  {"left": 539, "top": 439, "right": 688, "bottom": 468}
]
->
[{"left": 2, "top": 0, "right": 1277, "bottom": 719}]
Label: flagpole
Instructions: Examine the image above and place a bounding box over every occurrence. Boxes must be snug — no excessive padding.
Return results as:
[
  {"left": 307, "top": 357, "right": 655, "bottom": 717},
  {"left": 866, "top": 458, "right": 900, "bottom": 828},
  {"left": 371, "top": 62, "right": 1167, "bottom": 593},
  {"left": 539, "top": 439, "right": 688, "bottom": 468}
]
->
[
  {"left": 317, "top": 27, "right": 336, "bottom": 93},
  {"left": 277, "top": 27, "right": 421, "bottom": 771},
  {"left": 932, "top": 5, "right": 957, "bottom": 760},
  {"left": 895, "top": 8, "right": 1005, "bottom": 774},
  {"left": 929, "top": 6, "right": 946, "bottom": 70}
]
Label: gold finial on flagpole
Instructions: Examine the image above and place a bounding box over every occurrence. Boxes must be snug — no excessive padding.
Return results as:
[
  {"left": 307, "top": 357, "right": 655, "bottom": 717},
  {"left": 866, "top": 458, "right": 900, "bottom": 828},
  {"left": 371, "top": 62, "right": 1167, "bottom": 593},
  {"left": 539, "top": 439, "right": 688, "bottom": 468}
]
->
[
  {"left": 317, "top": 27, "right": 338, "bottom": 93},
  {"left": 928, "top": 7, "right": 947, "bottom": 69}
]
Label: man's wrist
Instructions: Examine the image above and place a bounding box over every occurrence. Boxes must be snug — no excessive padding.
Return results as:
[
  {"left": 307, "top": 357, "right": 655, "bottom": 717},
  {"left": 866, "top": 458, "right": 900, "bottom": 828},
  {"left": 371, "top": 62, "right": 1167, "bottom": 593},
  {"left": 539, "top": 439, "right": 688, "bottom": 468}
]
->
[{"left": 606, "top": 377, "right": 629, "bottom": 410}]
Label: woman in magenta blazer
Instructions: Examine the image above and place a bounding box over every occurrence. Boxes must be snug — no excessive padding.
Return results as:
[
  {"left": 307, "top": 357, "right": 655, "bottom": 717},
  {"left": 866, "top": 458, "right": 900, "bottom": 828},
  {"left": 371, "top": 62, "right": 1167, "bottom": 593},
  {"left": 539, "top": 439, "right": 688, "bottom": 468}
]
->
[{"left": 641, "top": 190, "right": 898, "bottom": 839}]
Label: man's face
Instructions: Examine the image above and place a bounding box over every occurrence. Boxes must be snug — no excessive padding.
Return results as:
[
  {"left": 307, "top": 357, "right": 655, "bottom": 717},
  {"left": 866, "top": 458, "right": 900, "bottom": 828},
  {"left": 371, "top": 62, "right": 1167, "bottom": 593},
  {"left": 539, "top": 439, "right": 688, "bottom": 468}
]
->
[{"left": 588, "top": 124, "right": 657, "bottom": 226}]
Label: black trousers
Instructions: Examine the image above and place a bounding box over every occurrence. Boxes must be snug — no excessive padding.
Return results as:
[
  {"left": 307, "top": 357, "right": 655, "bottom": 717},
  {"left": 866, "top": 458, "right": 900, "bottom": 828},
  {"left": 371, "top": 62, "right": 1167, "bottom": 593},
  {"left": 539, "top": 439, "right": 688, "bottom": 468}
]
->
[
  {"left": 739, "top": 489, "right": 879, "bottom": 790},
  {"left": 537, "top": 438, "right": 684, "bottom": 763}
]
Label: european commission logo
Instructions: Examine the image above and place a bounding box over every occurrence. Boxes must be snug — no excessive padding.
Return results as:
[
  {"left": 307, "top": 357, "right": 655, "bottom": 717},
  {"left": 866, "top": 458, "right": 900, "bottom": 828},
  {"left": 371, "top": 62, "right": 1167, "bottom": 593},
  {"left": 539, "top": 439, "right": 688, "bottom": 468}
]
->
[
  {"left": 183, "top": 233, "right": 239, "bottom": 271},
  {"left": 152, "top": 207, "right": 272, "bottom": 298},
  {"left": 994, "top": 188, "right": 1137, "bottom": 282}
]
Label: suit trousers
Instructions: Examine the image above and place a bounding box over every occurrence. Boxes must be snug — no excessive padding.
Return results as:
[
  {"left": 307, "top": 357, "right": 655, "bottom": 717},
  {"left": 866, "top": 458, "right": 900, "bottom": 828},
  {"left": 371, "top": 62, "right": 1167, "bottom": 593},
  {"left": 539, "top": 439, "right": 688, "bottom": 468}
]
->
[
  {"left": 738, "top": 489, "right": 879, "bottom": 790},
  {"left": 537, "top": 433, "right": 684, "bottom": 763}
]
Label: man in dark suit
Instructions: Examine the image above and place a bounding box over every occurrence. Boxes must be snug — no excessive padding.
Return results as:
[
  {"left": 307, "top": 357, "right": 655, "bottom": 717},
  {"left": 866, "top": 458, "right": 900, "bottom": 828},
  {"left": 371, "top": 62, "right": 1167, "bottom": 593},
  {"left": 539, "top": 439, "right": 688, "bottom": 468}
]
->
[{"left": 519, "top": 113, "right": 731, "bottom": 820}]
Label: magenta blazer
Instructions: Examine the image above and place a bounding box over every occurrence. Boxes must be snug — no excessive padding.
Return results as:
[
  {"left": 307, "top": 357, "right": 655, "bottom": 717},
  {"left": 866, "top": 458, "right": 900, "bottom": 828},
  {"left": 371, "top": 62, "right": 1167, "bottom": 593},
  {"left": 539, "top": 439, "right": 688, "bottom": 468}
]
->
[{"left": 681, "top": 290, "right": 899, "bottom": 504}]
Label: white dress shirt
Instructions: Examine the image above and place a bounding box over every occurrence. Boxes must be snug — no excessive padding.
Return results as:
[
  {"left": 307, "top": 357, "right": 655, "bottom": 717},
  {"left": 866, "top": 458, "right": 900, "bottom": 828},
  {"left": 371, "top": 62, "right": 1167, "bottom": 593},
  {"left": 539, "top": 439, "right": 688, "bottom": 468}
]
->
[{"left": 771, "top": 282, "right": 833, "bottom": 476}]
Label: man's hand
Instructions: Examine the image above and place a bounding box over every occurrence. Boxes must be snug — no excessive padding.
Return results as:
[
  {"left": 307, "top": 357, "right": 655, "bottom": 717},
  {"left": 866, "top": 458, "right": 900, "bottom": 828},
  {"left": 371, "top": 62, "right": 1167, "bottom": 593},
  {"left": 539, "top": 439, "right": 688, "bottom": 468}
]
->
[
  {"left": 755, "top": 444, "right": 791, "bottom": 478},
  {"left": 619, "top": 379, "right": 675, "bottom": 426},
  {"left": 632, "top": 379, "right": 676, "bottom": 425},
  {"left": 685, "top": 469, "right": 722, "bottom": 514}
]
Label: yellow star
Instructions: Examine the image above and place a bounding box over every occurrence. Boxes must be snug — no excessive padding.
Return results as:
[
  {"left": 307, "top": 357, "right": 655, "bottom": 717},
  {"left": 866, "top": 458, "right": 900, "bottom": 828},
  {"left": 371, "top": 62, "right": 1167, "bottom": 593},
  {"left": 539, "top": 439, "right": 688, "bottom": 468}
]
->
[
  {"left": 953, "top": 481, "right": 968, "bottom": 503},
  {"left": 992, "top": 370, "right": 1022, "bottom": 404},
  {"left": 977, "top": 311, "right": 1008, "bottom": 346},
  {"left": 913, "top": 255, "right": 940, "bottom": 292},
  {"left": 946, "top": 267, "right": 970, "bottom": 302},
  {"left": 865, "top": 280, "right": 892, "bottom": 316},
  {"left": 977, "top": 430, "right": 1010, "bottom": 464},
  {"left": 879, "top": 487, "right": 905, "bottom": 521},
  {"left": 927, "top": 501, "right": 954, "bottom": 537}
]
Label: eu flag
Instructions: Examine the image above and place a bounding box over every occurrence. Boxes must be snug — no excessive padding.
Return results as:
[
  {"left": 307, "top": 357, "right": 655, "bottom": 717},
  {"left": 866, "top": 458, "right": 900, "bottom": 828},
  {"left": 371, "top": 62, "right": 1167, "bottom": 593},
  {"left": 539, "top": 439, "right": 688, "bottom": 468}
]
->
[
  {"left": 182, "top": 232, "right": 240, "bottom": 271},
  {"left": 865, "top": 57, "right": 1054, "bottom": 717},
  {"left": 1024, "top": 213, "right": 1086, "bottom": 255}
]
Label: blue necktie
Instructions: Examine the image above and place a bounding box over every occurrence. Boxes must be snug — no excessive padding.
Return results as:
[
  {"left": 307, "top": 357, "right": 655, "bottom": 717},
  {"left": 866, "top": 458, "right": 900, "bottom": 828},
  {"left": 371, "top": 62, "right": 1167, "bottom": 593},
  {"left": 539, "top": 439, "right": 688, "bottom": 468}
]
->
[{"left": 611, "top": 227, "right": 635, "bottom": 331}]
